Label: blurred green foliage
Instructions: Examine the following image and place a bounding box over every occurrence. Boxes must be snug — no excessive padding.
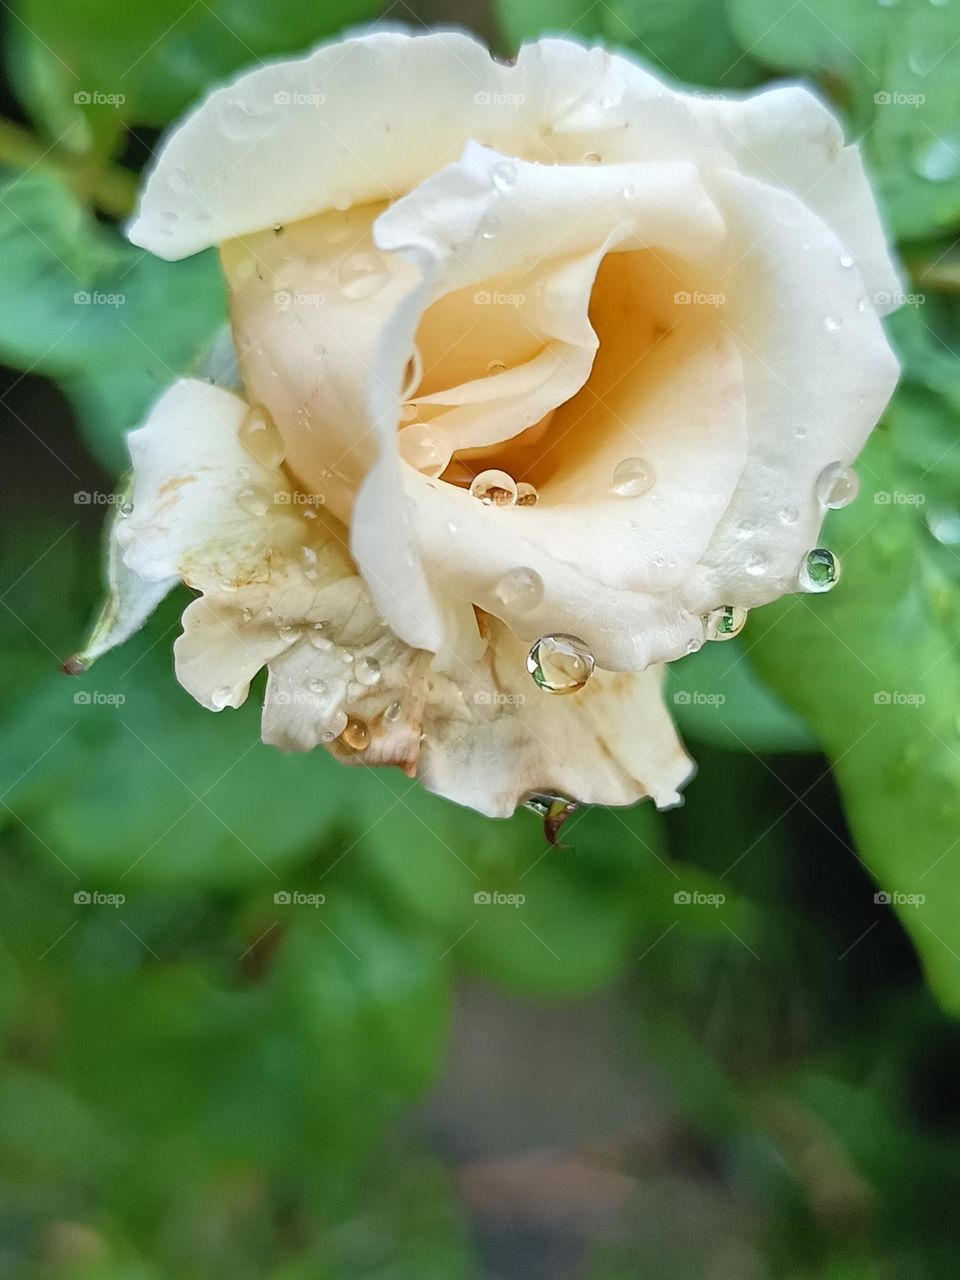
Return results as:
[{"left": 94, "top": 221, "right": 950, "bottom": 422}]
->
[{"left": 1, "top": 0, "right": 960, "bottom": 1275}]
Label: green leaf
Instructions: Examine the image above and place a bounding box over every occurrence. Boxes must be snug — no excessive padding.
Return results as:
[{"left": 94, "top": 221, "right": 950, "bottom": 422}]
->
[
  {"left": 14, "top": 0, "right": 384, "bottom": 136},
  {"left": 727, "top": 0, "right": 960, "bottom": 239},
  {"left": 666, "top": 637, "right": 815, "bottom": 753},
  {"left": 600, "top": 0, "right": 762, "bottom": 89},
  {"left": 748, "top": 420, "right": 960, "bottom": 1013},
  {"left": 0, "top": 168, "right": 225, "bottom": 471}
]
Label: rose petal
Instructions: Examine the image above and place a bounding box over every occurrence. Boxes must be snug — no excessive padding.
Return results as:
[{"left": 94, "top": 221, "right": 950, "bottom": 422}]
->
[
  {"left": 118, "top": 379, "right": 303, "bottom": 589},
  {"left": 680, "top": 169, "right": 900, "bottom": 612},
  {"left": 689, "top": 85, "right": 902, "bottom": 312},
  {"left": 129, "top": 33, "right": 722, "bottom": 261}
]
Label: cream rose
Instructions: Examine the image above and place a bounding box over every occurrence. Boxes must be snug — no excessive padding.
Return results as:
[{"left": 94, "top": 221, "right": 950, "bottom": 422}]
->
[{"left": 78, "top": 31, "right": 900, "bottom": 818}]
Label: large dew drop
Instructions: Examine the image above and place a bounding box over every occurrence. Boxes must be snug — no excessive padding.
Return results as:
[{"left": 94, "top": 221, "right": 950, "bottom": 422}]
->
[
  {"left": 342, "top": 717, "right": 370, "bottom": 750},
  {"left": 470, "top": 470, "right": 518, "bottom": 507},
  {"left": 235, "top": 484, "right": 274, "bottom": 517},
  {"left": 703, "top": 605, "right": 748, "bottom": 641},
  {"left": 526, "top": 634, "right": 595, "bottom": 694},
  {"left": 239, "top": 405, "right": 285, "bottom": 469},
  {"left": 516, "top": 482, "right": 539, "bottom": 508},
  {"left": 799, "top": 547, "right": 841, "bottom": 593},
  {"left": 339, "top": 252, "right": 389, "bottom": 300},
  {"left": 355, "top": 657, "right": 381, "bottom": 687},
  {"left": 399, "top": 422, "right": 446, "bottom": 478},
  {"left": 610, "top": 457, "right": 655, "bottom": 497},
  {"left": 495, "top": 567, "right": 543, "bottom": 611},
  {"left": 816, "top": 462, "right": 859, "bottom": 509}
]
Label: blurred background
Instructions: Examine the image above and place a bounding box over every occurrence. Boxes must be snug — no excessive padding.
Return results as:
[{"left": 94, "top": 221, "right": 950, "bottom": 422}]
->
[{"left": 2, "top": 0, "right": 960, "bottom": 1276}]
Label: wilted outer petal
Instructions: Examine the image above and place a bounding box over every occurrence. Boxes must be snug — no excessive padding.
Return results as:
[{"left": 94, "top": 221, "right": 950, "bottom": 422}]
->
[
  {"left": 119, "top": 376, "right": 687, "bottom": 814},
  {"left": 117, "top": 378, "right": 303, "bottom": 590}
]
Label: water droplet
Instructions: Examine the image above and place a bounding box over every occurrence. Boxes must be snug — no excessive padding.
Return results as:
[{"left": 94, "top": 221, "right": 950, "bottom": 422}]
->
[
  {"left": 119, "top": 500, "right": 134, "bottom": 517},
  {"left": 745, "top": 553, "right": 767, "bottom": 577},
  {"left": 622, "top": 184, "right": 637, "bottom": 201},
  {"left": 447, "top": 521, "right": 458, "bottom": 534},
  {"left": 495, "top": 567, "right": 544, "bottom": 611},
  {"left": 794, "top": 426, "right": 808, "bottom": 440},
  {"left": 331, "top": 191, "right": 351, "bottom": 211},
  {"left": 308, "top": 622, "right": 333, "bottom": 651},
  {"left": 839, "top": 252, "right": 855, "bottom": 269},
  {"left": 399, "top": 401, "right": 419, "bottom": 423},
  {"left": 779, "top": 506, "right": 799, "bottom": 526},
  {"left": 914, "top": 136, "right": 960, "bottom": 183},
  {"left": 610, "top": 457, "right": 655, "bottom": 498},
  {"left": 220, "top": 98, "right": 272, "bottom": 141},
  {"left": 492, "top": 160, "right": 518, "bottom": 192},
  {"left": 478, "top": 214, "right": 499, "bottom": 240},
  {"left": 339, "top": 252, "right": 389, "bottom": 299},
  {"left": 735, "top": 520, "right": 755, "bottom": 540},
  {"left": 308, "top": 677, "right": 327, "bottom": 695},
  {"left": 516, "top": 482, "right": 539, "bottom": 507},
  {"left": 401, "top": 346, "right": 423, "bottom": 401},
  {"left": 703, "top": 605, "right": 748, "bottom": 641},
  {"left": 384, "top": 700, "right": 402, "bottom": 722},
  {"left": 239, "top": 404, "right": 285, "bottom": 469},
  {"left": 355, "top": 657, "right": 381, "bottom": 686},
  {"left": 526, "top": 634, "right": 595, "bottom": 694},
  {"left": 342, "top": 716, "right": 370, "bottom": 750},
  {"left": 278, "top": 623, "right": 300, "bottom": 643},
  {"left": 816, "top": 462, "right": 859, "bottom": 509},
  {"left": 321, "top": 709, "right": 348, "bottom": 741},
  {"left": 486, "top": 359, "right": 507, "bottom": 376},
  {"left": 928, "top": 508, "right": 960, "bottom": 546},
  {"left": 799, "top": 547, "right": 841, "bottom": 592},
  {"left": 470, "top": 469, "right": 518, "bottom": 507},
  {"left": 823, "top": 315, "right": 842, "bottom": 332},
  {"left": 582, "top": 151, "right": 602, "bottom": 163},
  {"left": 242, "top": 607, "right": 254, "bottom": 623},
  {"left": 399, "top": 422, "right": 446, "bottom": 477},
  {"left": 236, "top": 484, "right": 273, "bottom": 517},
  {"left": 212, "top": 686, "right": 233, "bottom": 709},
  {"left": 908, "top": 40, "right": 939, "bottom": 75},
  {"left": 686, "top": 637, "right": 703, "bottom": 654}
]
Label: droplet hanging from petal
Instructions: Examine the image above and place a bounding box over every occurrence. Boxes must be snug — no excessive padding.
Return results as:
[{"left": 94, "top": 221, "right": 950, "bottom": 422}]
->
[
  {"left": 526, "top": 634, "right": 595, "bottom": 694},
  {"left": 703, "top": 605, "right": 747, "bottom": 641},
  {"left": 799, "top": 547, "right": 841, "bottom": 593}
]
